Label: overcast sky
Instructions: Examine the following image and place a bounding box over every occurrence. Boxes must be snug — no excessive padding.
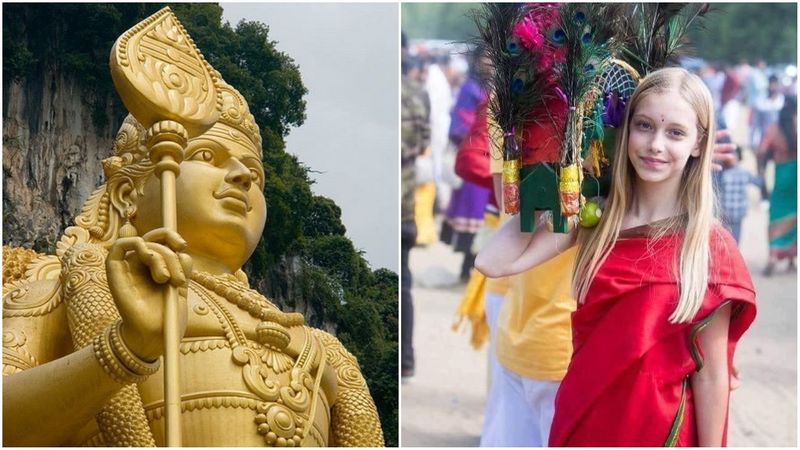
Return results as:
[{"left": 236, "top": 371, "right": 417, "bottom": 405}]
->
[{"left": 221, "top": 3, "right": 399, "bottom": 272}]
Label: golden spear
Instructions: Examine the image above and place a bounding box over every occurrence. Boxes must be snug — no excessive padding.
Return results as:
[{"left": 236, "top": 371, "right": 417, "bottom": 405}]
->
[{"left": 109, "top": 7, "right": 221, "bottom": 446}]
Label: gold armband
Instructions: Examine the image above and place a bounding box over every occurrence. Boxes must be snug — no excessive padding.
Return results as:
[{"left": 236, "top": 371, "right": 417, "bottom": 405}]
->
[{"left": 93, "top": 321, "right": 160, "bottom": 384}]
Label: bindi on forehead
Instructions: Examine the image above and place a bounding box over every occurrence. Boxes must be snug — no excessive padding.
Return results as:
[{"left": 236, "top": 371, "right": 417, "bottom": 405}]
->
[{"left": 634, "top": 95, "right": 697, "bottom": 128}]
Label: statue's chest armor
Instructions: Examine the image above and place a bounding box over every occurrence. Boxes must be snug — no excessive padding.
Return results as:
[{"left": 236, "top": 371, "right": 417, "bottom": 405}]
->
[{"left": 137, "top": 290, "right": 333, "bottom": 447}]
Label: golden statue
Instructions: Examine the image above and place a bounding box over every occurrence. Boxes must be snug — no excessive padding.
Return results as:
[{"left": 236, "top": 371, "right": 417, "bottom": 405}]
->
[{"left": 3, "top": 8, "right": 384, "bottom": 447}]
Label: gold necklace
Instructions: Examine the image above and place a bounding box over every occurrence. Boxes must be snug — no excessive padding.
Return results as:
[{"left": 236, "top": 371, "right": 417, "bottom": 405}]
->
[
  {"left": 188, "top": 272, "right": 322, "bottom": 445},
  {"left": 190, "top": 271, "right": 304, "bottom": 351}
]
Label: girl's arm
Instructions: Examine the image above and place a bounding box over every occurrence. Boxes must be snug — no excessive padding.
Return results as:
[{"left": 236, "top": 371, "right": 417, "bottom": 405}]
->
[
  {"left": 475, "top": 213, "right": 576, "bottom": 278},
  {"left": 690, "top": 303, "right": 733, "bottom": 447}
]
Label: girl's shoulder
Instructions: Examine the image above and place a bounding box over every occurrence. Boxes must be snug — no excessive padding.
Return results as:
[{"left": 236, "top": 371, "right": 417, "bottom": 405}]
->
[
  {"left": 708, "top": 220, "right": 753, "bottom": 286},
  {"left": 709, "top": 220, "right": 738, "bottom": 250}
]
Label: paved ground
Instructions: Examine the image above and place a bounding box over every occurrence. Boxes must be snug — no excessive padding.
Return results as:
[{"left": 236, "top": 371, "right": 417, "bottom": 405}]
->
[{"left": 400, "top": 142, "right": 797, "bottom": 446}]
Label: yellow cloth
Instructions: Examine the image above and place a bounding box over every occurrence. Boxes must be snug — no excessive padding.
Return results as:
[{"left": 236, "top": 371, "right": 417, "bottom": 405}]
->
[
  {"left": 452, "top": 268, "right": 489, "bottom": 349},
  {"left": 454, "top": 211, "right": 509, "bottom": 349},
  {"left": 495, "top": 247, "right": 577, "bottom": 381},
  {"left": 453, "top": 109, "right": 511, "bottom": 349},
  {"left": 414, "top": 182, "right": 437, "bottom": 245}
]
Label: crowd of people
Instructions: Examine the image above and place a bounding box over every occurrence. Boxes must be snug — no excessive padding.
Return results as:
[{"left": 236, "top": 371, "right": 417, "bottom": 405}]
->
[
  {"left": 696, "top": 60, "right": 797, "bottom": 274},
  {"left": 402, "top": 24, "right": 796, "bottom": 446}
]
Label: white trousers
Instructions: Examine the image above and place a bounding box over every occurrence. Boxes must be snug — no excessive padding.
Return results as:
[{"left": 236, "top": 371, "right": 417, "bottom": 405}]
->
[
  {"left": 484, "top": 291, "right": 505, "bottom": 346},
  {"left": 479, "top": 306, "right": 561, "bottom": 448}
]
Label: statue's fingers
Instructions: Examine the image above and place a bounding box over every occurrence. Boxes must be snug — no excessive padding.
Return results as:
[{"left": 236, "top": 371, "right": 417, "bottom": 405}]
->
[
  {"left": 110, "top": 237, "right": 166, "bottom": 281},
  {"left": 177, "top": 252, "right": 193, "bottom": 282},
  {"left": 147, "top": 243, "right": 186, "bottom": 287},
  {"left": 141, "top": 228, "right": 188, "bottom": 252},
  {"left": 109, "top": 236, "right": 150, "bottom": 262},
  {"left": 143, "top": 250, "right": 170, "bottom": 284}
]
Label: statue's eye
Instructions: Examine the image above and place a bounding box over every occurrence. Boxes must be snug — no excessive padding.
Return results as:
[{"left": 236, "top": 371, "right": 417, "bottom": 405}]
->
[
  {"left": 190, "top": 150, "right": 214, "bottom": 162},
  {"left": 249, "top": 168, "right": 261, "bottom": 185}
]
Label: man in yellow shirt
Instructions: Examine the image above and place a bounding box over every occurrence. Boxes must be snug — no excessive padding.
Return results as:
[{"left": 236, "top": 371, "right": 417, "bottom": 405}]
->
[
  {"left": 480, "top": 249, "right": 575, "bottom": 446},
  {"left": 479, "top": 123, "right": 575, "bottom": 447}
]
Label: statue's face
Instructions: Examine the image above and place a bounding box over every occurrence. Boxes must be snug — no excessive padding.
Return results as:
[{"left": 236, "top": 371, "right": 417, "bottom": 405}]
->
[{"left": 134, "top": 123, "right": 266, "bottom": 271}]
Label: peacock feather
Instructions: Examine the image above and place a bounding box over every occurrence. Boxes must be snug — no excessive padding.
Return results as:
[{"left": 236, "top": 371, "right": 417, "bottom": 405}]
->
[
  {"left": 617, "top": 3, "right": 710, "bottom": 78},
  {"left": 474, "top": 3, "right": 562, "bottom": 152},
  {"left": 544, "top": 3, "right": 622, "bottom": 217},
  {"left": 474, "top": 3, "right": 564, "bottom": 214},
  {"left": 548, "top": 3, "right": 622, "bottom": 166}
]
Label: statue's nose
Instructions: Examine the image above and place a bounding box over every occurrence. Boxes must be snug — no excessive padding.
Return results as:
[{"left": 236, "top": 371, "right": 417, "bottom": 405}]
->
[{"left": 224, "top": 159, "right": 252, "bottom": 191}]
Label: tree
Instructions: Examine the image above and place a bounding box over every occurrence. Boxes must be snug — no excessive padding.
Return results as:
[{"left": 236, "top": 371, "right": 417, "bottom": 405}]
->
[
  {"left": 401, "top": 3, "right": 479, "bottom": 41},
  {"left": 688, "top": 3, "right": 797, "bottom": 64}
]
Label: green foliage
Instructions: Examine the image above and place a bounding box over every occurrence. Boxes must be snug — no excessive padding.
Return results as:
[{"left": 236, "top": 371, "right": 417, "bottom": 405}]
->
[
  {"left": 401, "top": 3, "right": 479, "bottom": 41},
  {"left": 303, "top": 196, "right": 347, "bottom": 238},
  {"left": 305, "top": 236, "right": 369, "bottom": 287},
  {"left": 3, "top": 3, "right": 397, "bottom": 445},
  {"left": 169, "top": 3, "right": 307, "bottom": 137},
  {"left": 686, "top": 3, "right": 796, "bottom": 64},
  {"left": 292, "top": 261, "right": 344, "bottom": 326}
]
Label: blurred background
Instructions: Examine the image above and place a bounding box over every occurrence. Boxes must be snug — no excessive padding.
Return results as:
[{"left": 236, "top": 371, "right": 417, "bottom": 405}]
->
[{"left": 400, "top": 2, "right": 797, "bottom": 446}]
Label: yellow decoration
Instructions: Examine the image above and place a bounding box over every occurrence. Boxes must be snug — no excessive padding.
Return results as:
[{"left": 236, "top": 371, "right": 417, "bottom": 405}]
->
[
  {"left": 3, "top": 7, "right": 383, "bottom": 447},
  {"left": 502, "top": 158, "right": 520, "bottom": 183},
  {"left": 559, "top": 162, "right": 583, "bottom": 216},
  {"left": 558, "top": 163, "right": 581, "bottom": 193},
  {"left": 588, "top": 139, "right": 606, "bottom": 177}
]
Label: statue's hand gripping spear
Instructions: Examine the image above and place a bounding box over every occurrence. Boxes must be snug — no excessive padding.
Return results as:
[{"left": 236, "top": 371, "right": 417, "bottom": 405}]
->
[{"left": 110, "top": 7, "right": 221, "bottom": 446}]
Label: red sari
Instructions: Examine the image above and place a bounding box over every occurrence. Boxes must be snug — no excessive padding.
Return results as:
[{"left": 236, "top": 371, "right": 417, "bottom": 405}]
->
[{"left": 549, "top": 222, "right": 757, "bottom": 447}]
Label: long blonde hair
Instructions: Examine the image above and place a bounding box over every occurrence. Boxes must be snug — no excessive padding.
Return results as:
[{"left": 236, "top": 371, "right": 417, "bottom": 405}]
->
[{"left": 572, "top": 67, "right": 716, "bottom": 323}]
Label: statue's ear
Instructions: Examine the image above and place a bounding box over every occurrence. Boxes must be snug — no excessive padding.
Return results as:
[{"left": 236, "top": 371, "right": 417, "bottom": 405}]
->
[{"left": 108, "top": 177, "right": 138, "bottom": 221}]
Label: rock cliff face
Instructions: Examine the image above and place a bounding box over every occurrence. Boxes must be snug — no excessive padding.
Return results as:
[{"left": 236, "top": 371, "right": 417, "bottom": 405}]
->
[{"left": 3, "top": 71, "right": 119, "bottom": 251}]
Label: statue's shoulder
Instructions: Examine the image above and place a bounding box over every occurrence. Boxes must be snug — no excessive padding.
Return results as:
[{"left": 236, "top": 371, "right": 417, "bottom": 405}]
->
[
  {"left": 2, "top": 226, "right": 105, "bottom": 319},
  {"left": 310, "top": 328, "right": 361, "bottom": 367},
  {"left": 309, "top": 327, "right": 368, "bottom": 386},
  {"left": 2, "top": 225, "right": 105, "bottom": 373},
  {"left": 2, "top": 246, "right": 72, "bottom": 375},
  {"left": 2, "top": 246, "right": 63, "bottom": 318},
  {"left": 308, "top": 327, "right": 385, "bottom": 446}
]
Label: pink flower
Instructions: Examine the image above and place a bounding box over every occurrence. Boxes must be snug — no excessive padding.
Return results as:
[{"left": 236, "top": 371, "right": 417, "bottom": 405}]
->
[{"left": 513, "top": 16, "right": 544, "bottom": 51}]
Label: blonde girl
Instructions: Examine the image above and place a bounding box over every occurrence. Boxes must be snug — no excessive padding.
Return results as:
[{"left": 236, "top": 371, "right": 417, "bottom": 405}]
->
[{"left": 476, "top": 67, "right": 756, "bottom": 446}]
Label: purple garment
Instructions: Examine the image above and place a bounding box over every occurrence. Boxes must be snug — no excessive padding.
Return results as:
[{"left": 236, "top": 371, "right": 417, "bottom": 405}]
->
[
  {"left": 449, "top": 77, "right": 487, "bottom": 140},
  {"left": 445, "top": 181, "right": 491, "bottom": 233}
]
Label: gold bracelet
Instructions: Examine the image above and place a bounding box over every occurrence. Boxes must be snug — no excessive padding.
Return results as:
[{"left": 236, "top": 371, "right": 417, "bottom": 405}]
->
[
  {"left": 109, "top": 320, "right": 161, "bottom": 377},
  {"left": 93, "top": 326, "right": 147, "bottom": 384}
]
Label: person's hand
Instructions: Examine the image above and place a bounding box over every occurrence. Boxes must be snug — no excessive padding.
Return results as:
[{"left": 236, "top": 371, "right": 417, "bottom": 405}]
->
[
  {"left": 106, "top": 228, "right": 192, "bottom": 361},
  {"left": 712, "top": 129, "right": 737, "bottom": 172}
]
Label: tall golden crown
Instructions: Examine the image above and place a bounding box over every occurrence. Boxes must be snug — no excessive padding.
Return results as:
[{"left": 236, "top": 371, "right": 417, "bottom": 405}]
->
[
  {"left": 215, "top": 77, "right": 262, "bottom": 150},
  {"left": 105, "top": 7, "right": 262, "bottom": 176},
  {"left": 107, "top": 76, "right": 262, "bottom": 177}
]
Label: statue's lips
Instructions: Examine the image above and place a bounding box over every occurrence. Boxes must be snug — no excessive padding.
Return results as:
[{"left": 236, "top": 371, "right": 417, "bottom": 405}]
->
[{"left": 213, "top": 188, "right": 251, "bottom": 214}]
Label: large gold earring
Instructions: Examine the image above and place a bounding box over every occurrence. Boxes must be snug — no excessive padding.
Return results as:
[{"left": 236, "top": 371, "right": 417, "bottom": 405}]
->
[{"left": 119, "top": 207, "right": 138, "bottom": 238}]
